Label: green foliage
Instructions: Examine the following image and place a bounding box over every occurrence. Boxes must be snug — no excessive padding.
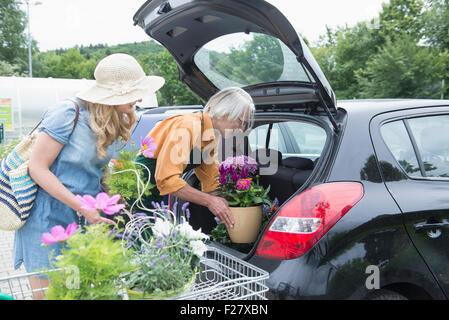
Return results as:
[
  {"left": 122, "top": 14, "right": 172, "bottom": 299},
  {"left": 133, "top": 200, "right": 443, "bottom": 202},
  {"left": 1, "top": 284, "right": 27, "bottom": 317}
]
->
[
  {"left": 355, "top": 35, "right": 449, "bottom": 98},
  {"left": 423, "top": 0, "right": 449, "bottom": 50},
  {"left": 122, "top": 241, "right": 195, "bottom": 296},
  {"left": 31, "top": 40, "right": 201, "bottom": 106},
  {"left": 312, "top": 0, "right": 448, "bottom": 100},
  {"left": 378, "top": 0, "right": 425, "bottom": 42},
  {"left": 0, "top": 136, "right": 23, "bottom": 158},
  {"left": 0, "top": 60, "right": 26, "bottom": 77},
  {"left": 221, "top": 178, "right": 272, "bottom": 208},
  {"left": 149, "top": 50, "right": 203, "bottom": 106},
  {"left": 121, "top": 214, "right": 208, "bottom": 297},
  {"left": 103, "top": 143, "right": 154, "bottom": 202},
  {"left": 5, "top": 0, "right": 449, "bottom": 102},
  {"left": 44, "top": 223, "right": 133, "bottom": 300},
  {"left": 0, "top": 0, "right": 27, "bottom": 65},
  {"left": 313, "top": 22, "right": 383, "bottom": 99}
]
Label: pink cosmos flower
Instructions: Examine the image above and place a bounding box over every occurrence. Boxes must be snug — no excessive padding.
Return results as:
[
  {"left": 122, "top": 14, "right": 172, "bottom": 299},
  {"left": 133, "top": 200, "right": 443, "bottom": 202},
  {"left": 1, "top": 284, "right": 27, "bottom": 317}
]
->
[
  {"left": 236, "top": 179, "right": 252, "bottom": 191},
  {"left": 76, "top": 192, "right": 125, "bottom": 215},
  {"left": 41, "top": 223, "right": 78, "bottom": 245},
  {"left": 140, "top": 136, "right": 157, "bottom": 158}
]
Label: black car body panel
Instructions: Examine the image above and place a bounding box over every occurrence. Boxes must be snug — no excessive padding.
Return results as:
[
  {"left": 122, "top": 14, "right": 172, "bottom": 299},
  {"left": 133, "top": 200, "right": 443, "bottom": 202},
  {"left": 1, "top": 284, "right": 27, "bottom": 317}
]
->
[
  {"left": 370, "top": 105, "right": 449, "bottom": 298},
  {"left": 244, "top": 101, "right": 449, "bottom": 300}
]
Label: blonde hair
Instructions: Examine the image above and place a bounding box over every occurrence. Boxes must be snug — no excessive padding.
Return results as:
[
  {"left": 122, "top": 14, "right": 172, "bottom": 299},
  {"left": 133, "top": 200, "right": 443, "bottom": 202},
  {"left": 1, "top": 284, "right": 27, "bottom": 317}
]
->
[{"left": 82, "top": 100, "right": 136, "bottom": 159}]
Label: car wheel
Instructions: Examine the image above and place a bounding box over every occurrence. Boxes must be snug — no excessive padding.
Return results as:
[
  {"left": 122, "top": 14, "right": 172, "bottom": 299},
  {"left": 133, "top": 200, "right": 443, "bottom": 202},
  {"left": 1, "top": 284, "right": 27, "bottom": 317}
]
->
[{"left": 367, "top": 289, "right": 408, "bottom": 300}]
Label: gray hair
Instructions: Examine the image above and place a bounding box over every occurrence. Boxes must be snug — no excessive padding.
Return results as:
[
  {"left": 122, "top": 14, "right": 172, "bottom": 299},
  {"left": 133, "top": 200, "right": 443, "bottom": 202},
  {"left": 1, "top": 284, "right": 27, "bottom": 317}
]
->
[{"left": 204, "top": 87, "right": 255, "bottom": 130}]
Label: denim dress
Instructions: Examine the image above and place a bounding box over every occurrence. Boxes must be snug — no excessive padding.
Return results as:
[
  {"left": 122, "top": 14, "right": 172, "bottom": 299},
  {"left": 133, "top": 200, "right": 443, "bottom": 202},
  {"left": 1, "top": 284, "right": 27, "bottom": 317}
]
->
[{"left": 13, "top": 98, "right": 121, "bottom": 273}]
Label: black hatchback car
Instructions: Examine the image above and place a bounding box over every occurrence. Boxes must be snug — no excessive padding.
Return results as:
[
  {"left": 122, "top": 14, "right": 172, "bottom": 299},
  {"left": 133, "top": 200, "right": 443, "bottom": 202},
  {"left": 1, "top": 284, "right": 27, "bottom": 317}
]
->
[{"left": 133, "top": 0, "right": 449, "bottom": 300}]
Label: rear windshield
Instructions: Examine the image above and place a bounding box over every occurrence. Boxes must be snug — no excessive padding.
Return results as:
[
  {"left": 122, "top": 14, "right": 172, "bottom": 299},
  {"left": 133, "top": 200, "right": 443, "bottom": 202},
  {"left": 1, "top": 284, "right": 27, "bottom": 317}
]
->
[{"left": 194, "top": 32, "right": 313, "bottom": 89}]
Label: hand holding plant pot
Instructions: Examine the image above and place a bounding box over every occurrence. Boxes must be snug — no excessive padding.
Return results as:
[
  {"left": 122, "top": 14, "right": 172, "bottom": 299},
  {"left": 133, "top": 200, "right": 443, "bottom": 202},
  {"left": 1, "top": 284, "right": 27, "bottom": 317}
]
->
[{"left": 218, "top": 156, "right": 271, "bottom": 243}]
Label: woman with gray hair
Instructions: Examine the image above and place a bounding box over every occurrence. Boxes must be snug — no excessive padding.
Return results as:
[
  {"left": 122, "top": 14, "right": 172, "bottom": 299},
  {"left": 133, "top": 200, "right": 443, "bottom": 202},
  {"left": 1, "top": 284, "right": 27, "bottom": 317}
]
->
[{"left": 136, "top": 87, "right": 255, "bottom": 229}]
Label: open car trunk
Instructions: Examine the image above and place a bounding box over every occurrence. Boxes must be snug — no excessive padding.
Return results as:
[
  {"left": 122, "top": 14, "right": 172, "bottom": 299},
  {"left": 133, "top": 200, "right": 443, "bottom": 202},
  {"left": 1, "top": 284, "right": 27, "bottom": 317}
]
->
[
  {"left": 175, "top": 110, "right": 334, "bottom": 256},
  {"left": 134, "top": 0, "right": 339, "bottom": 258}
]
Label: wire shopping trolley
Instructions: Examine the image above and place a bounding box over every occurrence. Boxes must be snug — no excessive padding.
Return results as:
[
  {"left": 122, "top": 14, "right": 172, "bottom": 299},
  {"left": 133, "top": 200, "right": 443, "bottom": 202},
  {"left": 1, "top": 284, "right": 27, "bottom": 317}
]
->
[{"left": 0, "top": 246, "right": 269, "bottom": 300}]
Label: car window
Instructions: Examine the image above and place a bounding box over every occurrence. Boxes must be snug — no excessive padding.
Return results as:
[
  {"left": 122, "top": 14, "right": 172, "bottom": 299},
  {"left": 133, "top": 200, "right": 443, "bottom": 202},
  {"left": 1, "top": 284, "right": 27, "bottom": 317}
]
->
[
  {"left": 381, "top": 120, "right": 422, "bottom": 177},
  {"left": 285, "top": 122, "right": 326, "bottom": 156},
  {"left": 248, "top": 123, "right": 287, "bottom": 154},
  {"left": 194, "top": 33, "right": 311, "bottom": 90},
  {"left": 408, "top": 115, "right": 449, "bottom": 178}
]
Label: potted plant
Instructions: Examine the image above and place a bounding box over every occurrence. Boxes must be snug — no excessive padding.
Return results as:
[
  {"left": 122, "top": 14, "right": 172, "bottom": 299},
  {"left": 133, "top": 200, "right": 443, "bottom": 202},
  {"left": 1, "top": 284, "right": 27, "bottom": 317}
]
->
[
  {"left": 103, "top": 141, "right": 155, "bottom": 215},
  {"left": 120, "top": 206, "right": 208, "bottom": 299},
  {"left": 217, "top": 156, "right": 272, "bottom": 243},
  {"left": 211, "top": 198, "right": 279, "bottom": 251},
  {"left": 42, "top": 222, "right": 133, "bottom": 300}
]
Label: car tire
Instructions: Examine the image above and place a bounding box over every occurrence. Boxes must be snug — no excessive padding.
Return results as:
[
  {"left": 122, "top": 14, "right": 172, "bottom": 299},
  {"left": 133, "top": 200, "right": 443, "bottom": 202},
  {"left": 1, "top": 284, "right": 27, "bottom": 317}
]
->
[{"left": 367, "top": 289, "right": 408, "bottom": 300}]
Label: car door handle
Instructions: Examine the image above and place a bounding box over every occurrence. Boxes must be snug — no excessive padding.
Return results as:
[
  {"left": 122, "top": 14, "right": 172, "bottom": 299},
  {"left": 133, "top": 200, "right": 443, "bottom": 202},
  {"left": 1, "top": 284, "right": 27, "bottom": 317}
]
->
[{"left": 414, "top": 220, "right": 449, "bottom": 232}]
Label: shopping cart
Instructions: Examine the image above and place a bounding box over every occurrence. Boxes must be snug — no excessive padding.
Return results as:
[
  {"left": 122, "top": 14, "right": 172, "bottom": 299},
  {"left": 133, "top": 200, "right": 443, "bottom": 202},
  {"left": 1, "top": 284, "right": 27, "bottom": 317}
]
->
[{"left": 0, "top": 246, "right": 269, "bottom": 300}]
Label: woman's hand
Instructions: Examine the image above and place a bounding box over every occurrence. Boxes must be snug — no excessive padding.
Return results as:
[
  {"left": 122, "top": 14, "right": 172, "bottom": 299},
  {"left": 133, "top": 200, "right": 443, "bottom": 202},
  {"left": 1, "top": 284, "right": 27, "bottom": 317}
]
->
[
  {"left": 206, "top": 196, "right": 234, "bottom": 229},
  {"left": 78, "top": 208, "right": 116, "bottom": 225}
]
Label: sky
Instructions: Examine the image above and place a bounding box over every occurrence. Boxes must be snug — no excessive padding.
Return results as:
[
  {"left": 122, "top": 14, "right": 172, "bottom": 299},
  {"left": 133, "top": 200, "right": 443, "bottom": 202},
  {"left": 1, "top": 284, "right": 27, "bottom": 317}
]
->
[{"left": 20, "top": 0, "right": 390, "bottom": 52}]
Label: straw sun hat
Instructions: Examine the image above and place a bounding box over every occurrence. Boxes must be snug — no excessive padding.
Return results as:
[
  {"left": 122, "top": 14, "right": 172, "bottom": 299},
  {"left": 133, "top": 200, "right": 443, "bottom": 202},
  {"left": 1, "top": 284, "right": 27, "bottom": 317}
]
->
[{"left": 76, "top": 53, "right": 165, "bottom": 106}]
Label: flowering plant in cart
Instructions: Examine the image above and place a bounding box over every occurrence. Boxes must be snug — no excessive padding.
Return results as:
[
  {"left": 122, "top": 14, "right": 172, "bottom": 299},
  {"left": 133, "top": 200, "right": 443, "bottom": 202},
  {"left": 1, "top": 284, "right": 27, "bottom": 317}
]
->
[
  {"left": 103, "top": 140, "right": 154, "bottom": 202},
  {"left": 41, "top": 193, "right": 132, "bottom": 300},
  {"left": 120, "top": 202, "right": 208, "bottom": 298}
]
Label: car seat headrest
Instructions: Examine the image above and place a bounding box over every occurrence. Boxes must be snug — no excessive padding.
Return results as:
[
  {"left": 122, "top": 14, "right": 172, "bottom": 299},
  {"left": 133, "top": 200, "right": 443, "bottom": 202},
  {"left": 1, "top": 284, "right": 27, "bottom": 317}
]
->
[
  {"left": 250, "top": 148, "right": 282, "bottom": 168},
  {"left": 282, "top": 157, "right": 314, "bottom": 170}
]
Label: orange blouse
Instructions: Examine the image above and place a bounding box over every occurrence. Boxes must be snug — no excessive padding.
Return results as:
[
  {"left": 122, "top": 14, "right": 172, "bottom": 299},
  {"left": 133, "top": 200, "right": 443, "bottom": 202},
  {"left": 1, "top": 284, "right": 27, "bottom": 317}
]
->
[{"left": 143, "top": 111, "right": 219, "bottom": 196}]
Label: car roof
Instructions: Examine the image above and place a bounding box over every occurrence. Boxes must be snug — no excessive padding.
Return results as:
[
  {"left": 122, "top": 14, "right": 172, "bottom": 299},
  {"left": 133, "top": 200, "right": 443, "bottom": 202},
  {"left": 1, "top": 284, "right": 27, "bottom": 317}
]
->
[{"left": 337, "top": 99, "right": 449, "bottom": 118}]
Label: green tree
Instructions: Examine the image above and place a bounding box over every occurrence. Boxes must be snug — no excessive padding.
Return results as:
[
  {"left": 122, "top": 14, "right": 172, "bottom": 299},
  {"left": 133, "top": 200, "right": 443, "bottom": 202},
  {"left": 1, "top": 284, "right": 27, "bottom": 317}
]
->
[
  {"left": 355, "top": 36, "right": 449, "bottom": 98},
  {"left": 423, "top": 0, "right": 449, "bottom": 50},
  {"left": 313, "top": 22, "right": 382, "bottom": 99},
  {"left": 0, "top": 0, "right": 28, "bottom": 66},
  {"left": 0, "top": 60, "right": 26, "bottom": 76},
  {"left": 33, "top": 49, "right": 98, "bottom": 79},
  {"left": 150, "top": 50, "right": 202, "bottom": 106},
  {"left": 378, "top": 0, "right": 425, "bottom": 42}
]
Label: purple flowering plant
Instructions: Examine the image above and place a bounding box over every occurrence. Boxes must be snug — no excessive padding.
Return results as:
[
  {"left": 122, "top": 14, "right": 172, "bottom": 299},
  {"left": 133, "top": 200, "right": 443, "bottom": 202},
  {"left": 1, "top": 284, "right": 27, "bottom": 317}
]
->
[
  {"left": 218, "top": 156, "right": 271, "bottom": 208},
  {"left": 120, "top": 201, "right": 209, "bottom": 296}
]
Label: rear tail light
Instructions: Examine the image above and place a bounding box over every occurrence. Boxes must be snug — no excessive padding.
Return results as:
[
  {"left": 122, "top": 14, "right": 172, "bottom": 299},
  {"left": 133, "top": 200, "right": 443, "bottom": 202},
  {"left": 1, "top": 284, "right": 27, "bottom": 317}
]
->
[{"left": 255, "top": 182, "right": 364, "bottom": 260}]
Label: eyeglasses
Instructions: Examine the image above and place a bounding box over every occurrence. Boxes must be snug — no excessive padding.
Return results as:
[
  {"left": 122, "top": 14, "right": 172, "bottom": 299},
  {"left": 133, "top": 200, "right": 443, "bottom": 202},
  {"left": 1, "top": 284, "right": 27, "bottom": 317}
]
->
[{"left": 238, "top": 118, "right": 249, "bottom": 131}]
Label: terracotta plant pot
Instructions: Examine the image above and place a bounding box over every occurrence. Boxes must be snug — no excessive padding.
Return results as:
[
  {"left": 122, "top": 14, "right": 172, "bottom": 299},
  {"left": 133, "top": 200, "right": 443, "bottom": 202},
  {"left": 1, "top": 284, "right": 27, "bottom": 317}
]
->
[{"left": 227, "top": 206, "right": 262, "bottom": 243}]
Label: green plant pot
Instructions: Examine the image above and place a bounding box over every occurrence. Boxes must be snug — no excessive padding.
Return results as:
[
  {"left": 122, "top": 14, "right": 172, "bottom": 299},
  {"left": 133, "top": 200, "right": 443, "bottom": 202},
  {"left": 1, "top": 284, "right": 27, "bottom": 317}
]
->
[{"left": 126, "top": 269, "right": 197, "bottom": 300}]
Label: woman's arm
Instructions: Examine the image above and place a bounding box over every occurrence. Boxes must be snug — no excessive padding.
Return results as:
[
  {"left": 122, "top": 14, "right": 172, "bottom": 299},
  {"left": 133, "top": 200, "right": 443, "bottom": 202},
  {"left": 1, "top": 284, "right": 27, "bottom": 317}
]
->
[{"left": 28, "top": 131, "right": 115, "bottom": 225}]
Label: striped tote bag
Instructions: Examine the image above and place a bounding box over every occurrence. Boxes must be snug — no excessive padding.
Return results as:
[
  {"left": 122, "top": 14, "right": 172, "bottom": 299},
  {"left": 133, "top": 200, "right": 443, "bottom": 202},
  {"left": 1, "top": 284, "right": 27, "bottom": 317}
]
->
[{"left": 0, "top": 100, "right": 79, "bottom": 231}]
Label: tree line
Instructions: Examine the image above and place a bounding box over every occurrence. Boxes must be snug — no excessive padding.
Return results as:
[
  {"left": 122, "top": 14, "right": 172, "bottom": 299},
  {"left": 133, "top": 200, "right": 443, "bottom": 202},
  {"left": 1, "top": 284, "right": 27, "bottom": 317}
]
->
[{"left": 1, "top": 0, "right": 448, "bottom": 105}]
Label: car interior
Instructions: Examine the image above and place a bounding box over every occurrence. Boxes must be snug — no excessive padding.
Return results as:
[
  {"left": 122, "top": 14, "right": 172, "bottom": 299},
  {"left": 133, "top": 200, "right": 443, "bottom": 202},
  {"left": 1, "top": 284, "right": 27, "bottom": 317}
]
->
[{"left": 182, "top": 119, "right": 324, "bottom": 238}]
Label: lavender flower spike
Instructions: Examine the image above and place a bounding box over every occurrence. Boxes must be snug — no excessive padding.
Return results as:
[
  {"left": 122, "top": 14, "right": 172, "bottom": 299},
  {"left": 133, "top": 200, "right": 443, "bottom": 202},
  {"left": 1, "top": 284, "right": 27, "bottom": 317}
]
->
[
  {"left": 182, "top": 202, "right": 190, "bottom": 212},
  {"left": 173, "top": 201, "right": 178, "bottom": 213}
]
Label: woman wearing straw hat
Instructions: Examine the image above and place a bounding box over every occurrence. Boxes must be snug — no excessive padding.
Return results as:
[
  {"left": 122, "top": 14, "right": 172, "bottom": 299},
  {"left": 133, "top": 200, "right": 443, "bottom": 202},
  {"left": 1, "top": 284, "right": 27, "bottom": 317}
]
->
[{"left": 12, "top": 53, "right": 164, "bottom": 299}]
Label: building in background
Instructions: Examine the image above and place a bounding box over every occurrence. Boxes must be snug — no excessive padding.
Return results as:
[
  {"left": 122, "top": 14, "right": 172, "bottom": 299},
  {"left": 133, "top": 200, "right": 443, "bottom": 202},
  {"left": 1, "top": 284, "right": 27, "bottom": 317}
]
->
[{"left": 0, "top": 77, "right": 159, "bottom": 143}]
